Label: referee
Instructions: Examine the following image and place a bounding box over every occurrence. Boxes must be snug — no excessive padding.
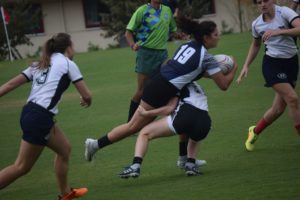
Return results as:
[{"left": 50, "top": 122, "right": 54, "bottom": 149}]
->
[{"left": 125, "top": 0, "right": 177, "bottom": 122}]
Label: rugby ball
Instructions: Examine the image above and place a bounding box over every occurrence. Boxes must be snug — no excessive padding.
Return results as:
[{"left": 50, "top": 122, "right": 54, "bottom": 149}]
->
[{"left": 214, "top": 54, "right": 234, "bottom": 75}]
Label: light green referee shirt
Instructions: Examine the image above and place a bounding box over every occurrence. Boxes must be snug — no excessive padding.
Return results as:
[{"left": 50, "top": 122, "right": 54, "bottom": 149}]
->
[{"left": 126, "top": 4, "right": 177, "bottom": 50}]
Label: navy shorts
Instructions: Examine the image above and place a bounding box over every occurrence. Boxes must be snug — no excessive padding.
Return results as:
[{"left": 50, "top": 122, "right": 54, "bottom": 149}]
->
[
  {"left": 142, "top": 74, "right": 179, "bottom": 108},
  {"left": 20, "top": 102, "right": 55, "bottom": 145},
  {"left": 262, "top": 55, "right": 299, "bottom": 88},
  {"left": 167, "top": 103, "right": 211, "bottom": 141}
]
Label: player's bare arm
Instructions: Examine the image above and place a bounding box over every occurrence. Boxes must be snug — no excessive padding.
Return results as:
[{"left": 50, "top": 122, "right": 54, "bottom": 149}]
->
[{"left": 0, "top": 74, "right": 28, "bottom": 97}]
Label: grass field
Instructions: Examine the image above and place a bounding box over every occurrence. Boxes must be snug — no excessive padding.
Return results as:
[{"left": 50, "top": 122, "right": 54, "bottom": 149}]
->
[{"left": 0, "top": 32, "right": 299, "bottom": 200}]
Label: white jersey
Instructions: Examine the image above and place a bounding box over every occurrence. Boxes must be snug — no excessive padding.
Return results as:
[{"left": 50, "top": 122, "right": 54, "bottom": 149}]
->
[
  {"left": 178, "top": 81, "right": 208, "bottom": 111},
  {"left": 22, "top": 53, "right": 83, "bottom": 114},
  {"left": 252, "top": 5, "right": 299, "bottom": 58}
]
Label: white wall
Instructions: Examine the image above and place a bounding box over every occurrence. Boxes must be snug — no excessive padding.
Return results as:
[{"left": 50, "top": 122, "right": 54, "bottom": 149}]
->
[
  {"left": 16, "top": 0, "right": 115, "bottom": 58},
  {"left": 201, "top": 0, "right": 257, "bottom": 34}
]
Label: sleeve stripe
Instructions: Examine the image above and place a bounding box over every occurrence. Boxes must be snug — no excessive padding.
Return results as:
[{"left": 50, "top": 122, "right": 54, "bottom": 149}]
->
[
  {"left": 72, "top": 78, "right": 83, "bottom": 83},
  {"left": 290, "top": 16, "right": 300, "bottom": 27},
  {"left": 21, "top": 73, "right": 31, "bottom": 82}
]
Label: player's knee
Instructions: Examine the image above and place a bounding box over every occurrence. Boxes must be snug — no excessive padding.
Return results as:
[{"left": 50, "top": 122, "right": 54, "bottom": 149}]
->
[
  {"left": 140, "top": 129, "right": 152, "bottom": 140},
  {"left": 14, "top": 162, "right": 32, "bottom": 176},
  {"left": 58, "top": 142, "right": 72, "bottom": 160},
  {"left": 63, "top": 142, "right": 72, "bottom": 159},
  {"left": 272, "top": 105, "right": 285, "bottom": 115},
  {"left": 127, "top": 125, "right": 140, "bottom": 135},
  {"left": 285, "top": 92, "right": 298, "bottom": 107}
]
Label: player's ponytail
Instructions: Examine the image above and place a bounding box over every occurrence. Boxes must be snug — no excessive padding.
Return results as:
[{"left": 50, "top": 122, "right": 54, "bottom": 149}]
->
[
  {"left": 39, "top": 33, "right": 72, "bottom": 69},
  {"left": 177, "top": 16, "right": 216, "bottom": 45}
]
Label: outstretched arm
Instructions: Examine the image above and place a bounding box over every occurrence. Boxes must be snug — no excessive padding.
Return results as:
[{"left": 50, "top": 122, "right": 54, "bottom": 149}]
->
[
  {"left": 138, "top": 97, "right": 179, "bottom": 117},
  {"left": 236, "top": 38, "right": 261, "bottom": 85},
  {"left": 0, "top": 74, "right": 28, "bottom": 97},
  {"left": 73, "top": 80, "right": 92, "bottom": 107}
]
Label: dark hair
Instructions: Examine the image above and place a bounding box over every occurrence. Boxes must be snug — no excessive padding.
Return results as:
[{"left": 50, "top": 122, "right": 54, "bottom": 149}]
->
[
  {"left": 39, "top": 33, "right": 72, "bottom": 69},
  {"left": 253, "top": 0, "right": 257, "bottom": 4},
  {"left": 177, "top": 16, "right": 217, "bottom": 44}
]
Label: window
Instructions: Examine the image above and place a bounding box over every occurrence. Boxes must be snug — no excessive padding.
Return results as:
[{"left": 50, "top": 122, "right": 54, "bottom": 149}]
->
[
  {"left": 3, "top": 3, "right": 44, "bottom": 34},
  {"left": 202, "top": 0, "right": 216, "bottom": 15},
  {"left": 24, "top": 4, "right": 44, "bottom": 34},
  {"left": 82, "top": 0, "right": 110, "bottom": 28}
]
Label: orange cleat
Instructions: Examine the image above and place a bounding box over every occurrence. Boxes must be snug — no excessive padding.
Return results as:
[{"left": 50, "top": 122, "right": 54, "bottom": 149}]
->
[{"left": 59, "top": 188, "right": 88, "bottom": 200}]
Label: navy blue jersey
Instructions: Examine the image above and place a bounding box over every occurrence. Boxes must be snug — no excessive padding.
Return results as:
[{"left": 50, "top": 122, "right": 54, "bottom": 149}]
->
[{"left": 160, "top": 41, "right": 221, "bottom": 90}]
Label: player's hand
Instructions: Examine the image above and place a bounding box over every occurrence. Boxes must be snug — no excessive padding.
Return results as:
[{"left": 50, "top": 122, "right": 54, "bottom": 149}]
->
[
  {"left": 262, "top": 30, "right": 281, "bottom": 42},
  {"left": 80, "top": 96, "right": 91, "bottom": 108},
  {"left": 131, "top": 43, "right": 140, "bottom": 51},
  {"left": 236, "top": 65, "right": 249, "bottom": 85},
  {"left": 137, "top": 105, "right": 148, "bottom": 116}
]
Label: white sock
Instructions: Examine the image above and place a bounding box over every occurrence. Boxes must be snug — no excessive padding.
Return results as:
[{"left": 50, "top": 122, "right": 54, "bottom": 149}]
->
[{"left": 179, "top": 155, "right": 187, "bottom": 161}]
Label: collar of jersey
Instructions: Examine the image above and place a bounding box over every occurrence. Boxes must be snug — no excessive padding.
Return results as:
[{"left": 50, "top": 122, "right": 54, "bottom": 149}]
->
[{"left": 147, "top": 3, "right": 162, "bottom": 17}]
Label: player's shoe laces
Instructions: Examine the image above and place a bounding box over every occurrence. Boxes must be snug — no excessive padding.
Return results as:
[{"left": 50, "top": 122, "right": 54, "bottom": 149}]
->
[
  {"left": 185, "top": 165, "right": 203, "bottom": 176},
  {"left": 119, "top": 166, "right": 140, "bottom": 179},
  {"left": 177, "top": 156, "right": 207, "bottom": 169},
  {"left": 245, "top": 126, "right": 258, "bottom": 151},
  {"left": 85, "top": 138, "right": 98, "bottom": 161},
  {"left": 58, "top": 188, "right": 88, "bottom": 200}
]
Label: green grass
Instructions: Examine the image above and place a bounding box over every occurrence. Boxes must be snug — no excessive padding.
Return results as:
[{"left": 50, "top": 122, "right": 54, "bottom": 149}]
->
[{"left": 0, "top": 32, "right": 300, "bottom": 200}]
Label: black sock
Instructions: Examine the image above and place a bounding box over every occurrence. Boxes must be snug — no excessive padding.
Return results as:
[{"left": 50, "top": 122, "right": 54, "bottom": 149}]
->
[
  {"left": 97, "top": 135, "right": 112, "bottom": 149},
  {"left": 127, "top": 100, "right": 139, "bottom": 122},
  {"left": 179, "top": 141, "right": 188, "bottom": 156},
  {"left": 132, "top": 156, "right": 143, "bottom": 164},
  {"left": 187, "top": 158, "right": 196, "bottom": 164}
]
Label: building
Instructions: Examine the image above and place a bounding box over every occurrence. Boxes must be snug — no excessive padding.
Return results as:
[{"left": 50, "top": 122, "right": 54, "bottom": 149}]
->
[
  {"left": 16, "top": 0, "right": 115, "bottom": 57},
  {"left": 7, "top": 0, "right": 291, "bottom": 58}
]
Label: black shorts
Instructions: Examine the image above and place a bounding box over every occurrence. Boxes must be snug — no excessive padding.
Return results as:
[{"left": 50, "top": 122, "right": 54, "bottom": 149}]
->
[
  {"left": 167, "top": 103, "right": 211, "bottom": 141},
  {"left": 142, "top": 74, "right": 179, "bottom": 108},
  {"left": 262, "top": 55, "right": 299, "bottom": 88},
  {"left": 20, "top": 102, "right": 55, "bottom": 145}
]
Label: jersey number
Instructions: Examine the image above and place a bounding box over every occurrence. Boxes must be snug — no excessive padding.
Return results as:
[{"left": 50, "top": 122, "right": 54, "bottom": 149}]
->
[
  {"left": 173, "top": 44, "right": 196, "bottom": 64},
  {"left": 36, "top": 69, "right": 49, "bottom": 85}
]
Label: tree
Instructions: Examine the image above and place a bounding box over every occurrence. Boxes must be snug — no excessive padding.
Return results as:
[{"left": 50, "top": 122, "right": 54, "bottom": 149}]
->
[
  {"left": 0, "top": 0, "right": 42, "bottom": 60},
  {"left": 101, "top": 0, "right": 212, "bottom": 44},
  {"left": 177, "top": 0, "right": 210, "bottom": 18},
  {"left": 101, "top": 0, "right": 147, "bottom": 41}
]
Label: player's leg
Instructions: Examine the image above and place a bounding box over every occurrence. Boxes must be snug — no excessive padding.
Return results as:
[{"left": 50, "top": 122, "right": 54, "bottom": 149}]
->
[
  {"left": 177, "top": 134, "right": 188, "bottom": 168},
  {"left": 85, "top": 100, "right": 156, "bottom": 161},
  {"left": 134, "top": 117, "right": 173, "bottom": 158},
  {"left": 273, "top": 83, "right": 300, "bottom": 133},
  {"left": 128, "top": 73, "right": 149, "bottom": 122},
  {"left": 185, "top": 139, "right": 202, "bottom": 176},
  {"left": 174, "top": 105, "right": 211, "bottom": 176},
  {"left": 177, "top": 134, "right": 207, "bottom": 169},
  {"left": 119, "top": 117, "right": 173, "bottom": 178},
  {"left": 245, "top": 93, "right": 286, "bottom": 151},
  {"left": 0, "top": 140, "right": 44, "bottom": 189},
  {"left": 47, "top": 125, "right": 87, "bottom": 200},
  {"left": 47, "top": 125, "right": 71, "bottom": 196}
]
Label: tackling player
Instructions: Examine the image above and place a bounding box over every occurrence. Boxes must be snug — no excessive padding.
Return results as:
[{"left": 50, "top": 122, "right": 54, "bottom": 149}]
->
[{"left": 85, "top": 17, "right": 238, "bottom": 166}]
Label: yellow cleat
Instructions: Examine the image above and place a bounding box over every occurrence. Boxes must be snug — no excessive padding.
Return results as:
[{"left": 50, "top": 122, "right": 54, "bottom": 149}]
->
[{"left": 245, "top": 126, "right": 258, "bottom": 151}]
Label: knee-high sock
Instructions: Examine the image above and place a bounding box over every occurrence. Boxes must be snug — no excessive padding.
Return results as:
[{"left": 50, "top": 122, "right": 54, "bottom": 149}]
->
[{"left": 127, "top": 100, "right": 139, "bottom": 122}]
